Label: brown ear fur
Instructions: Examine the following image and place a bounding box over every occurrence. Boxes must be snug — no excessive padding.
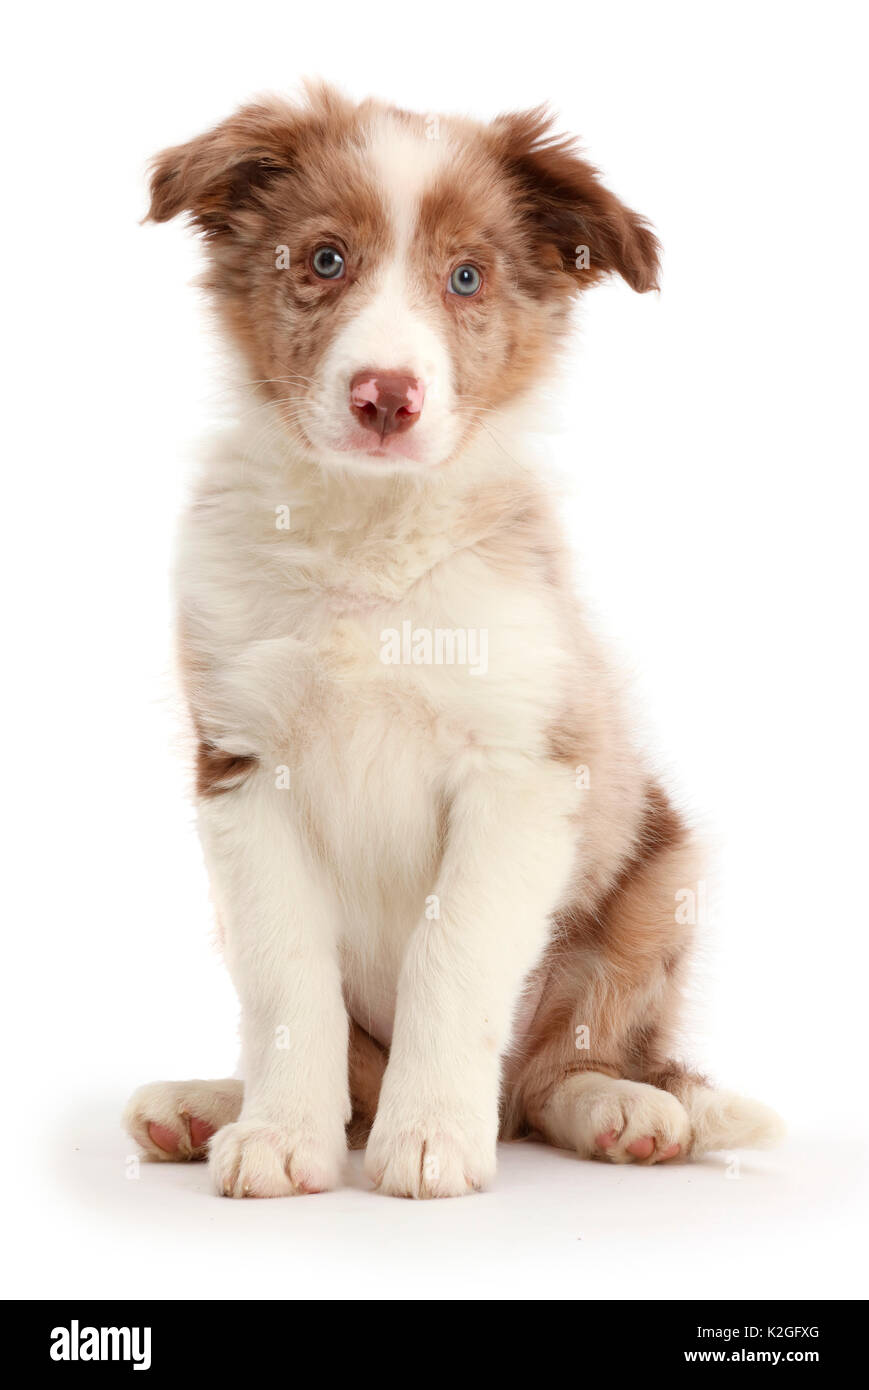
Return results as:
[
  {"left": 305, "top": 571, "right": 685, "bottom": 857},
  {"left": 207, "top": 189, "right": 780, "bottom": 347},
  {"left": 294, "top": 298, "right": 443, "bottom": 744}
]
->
[
  {"left": 145, "top": 100, "right": 301, "bottom": 238},
  {"left": 493, "top": 106, "right": 661, "bottom": 294}
]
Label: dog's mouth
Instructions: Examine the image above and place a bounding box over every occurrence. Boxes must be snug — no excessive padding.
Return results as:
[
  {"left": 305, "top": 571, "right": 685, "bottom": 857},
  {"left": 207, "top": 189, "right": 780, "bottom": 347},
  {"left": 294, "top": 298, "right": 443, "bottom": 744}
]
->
[
  {"left": 313, "top": 419, "right": 432, "bottom": 470},
  {"left": 342, "top": 434, "right": 424, "bottom": 464}
]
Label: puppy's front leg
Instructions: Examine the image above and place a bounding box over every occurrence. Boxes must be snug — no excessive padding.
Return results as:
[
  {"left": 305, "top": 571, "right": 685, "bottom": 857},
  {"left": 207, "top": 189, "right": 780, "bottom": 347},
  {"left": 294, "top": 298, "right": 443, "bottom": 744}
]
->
[
  {"left": 198, "top": 766, "right": 350, "bottom": 1197},
  {"left": 365, "top": 766, "right": 577, "bottom": 1198}
]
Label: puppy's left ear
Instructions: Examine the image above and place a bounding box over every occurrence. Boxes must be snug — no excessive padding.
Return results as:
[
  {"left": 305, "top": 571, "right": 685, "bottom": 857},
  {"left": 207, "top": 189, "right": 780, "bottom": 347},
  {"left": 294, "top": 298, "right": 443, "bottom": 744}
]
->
[{"left": 494, "top": 107, "right": 661, "bottom": 293}]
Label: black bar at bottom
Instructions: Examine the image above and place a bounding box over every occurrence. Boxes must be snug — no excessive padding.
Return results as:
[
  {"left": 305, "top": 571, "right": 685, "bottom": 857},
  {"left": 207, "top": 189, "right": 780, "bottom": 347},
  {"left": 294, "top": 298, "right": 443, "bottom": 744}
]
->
[{"left": 2, "top": 1298, "right": 862, "bottom": 1373}]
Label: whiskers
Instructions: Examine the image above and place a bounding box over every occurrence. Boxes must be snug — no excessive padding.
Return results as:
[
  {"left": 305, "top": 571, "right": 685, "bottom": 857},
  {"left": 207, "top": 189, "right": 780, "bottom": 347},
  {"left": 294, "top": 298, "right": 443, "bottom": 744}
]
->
[
  {"left": 205, "top": 371, "right": 523, "bottom": 476},
  {"left": 234, "top": 394, "right": 317, "bottom": 480},
  {"left": 451, "top": 398, "right": 524, "bottom": 468}
]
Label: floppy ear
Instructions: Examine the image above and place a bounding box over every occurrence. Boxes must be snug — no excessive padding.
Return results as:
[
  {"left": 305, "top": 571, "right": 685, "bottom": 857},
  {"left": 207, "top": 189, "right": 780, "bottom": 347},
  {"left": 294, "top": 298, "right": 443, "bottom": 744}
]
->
[
  {"left": 494, "top": 106, "right": 661, "bottom": 293},
  {"left": 146, "top": 100, "right": 298, "bottom": 238}
]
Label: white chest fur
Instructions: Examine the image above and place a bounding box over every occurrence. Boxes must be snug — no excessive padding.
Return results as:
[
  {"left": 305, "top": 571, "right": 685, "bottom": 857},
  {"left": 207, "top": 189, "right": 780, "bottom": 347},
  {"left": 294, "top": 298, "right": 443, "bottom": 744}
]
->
[{"left": 179, "top": 428, "right": 574, "bottom": 1041}]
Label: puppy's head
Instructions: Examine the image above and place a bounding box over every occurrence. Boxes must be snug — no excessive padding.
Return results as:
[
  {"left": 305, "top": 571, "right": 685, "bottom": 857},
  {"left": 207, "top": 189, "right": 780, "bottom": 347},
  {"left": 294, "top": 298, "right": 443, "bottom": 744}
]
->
[{"left": 148, "top": 84, "right": 659, "bottom": 475}]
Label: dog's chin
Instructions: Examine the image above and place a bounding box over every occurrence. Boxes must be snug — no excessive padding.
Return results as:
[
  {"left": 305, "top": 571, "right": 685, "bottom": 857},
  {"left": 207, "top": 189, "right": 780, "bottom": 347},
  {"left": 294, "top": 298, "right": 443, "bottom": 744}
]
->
[{"left": 306, "top": 431, "right": 445, "bottom": 478}]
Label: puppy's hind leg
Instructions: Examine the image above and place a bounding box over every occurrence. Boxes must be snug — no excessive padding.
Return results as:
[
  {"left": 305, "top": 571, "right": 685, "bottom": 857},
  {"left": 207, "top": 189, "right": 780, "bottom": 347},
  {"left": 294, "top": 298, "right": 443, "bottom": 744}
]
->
[
  {"left": 123, "top": 1078, "right": 243, "bottom": 1161},
  {"left": 504, "top": 786, "right": 784, "bottom": 1163},
  {"left": 346, "top": 1021, "right": 387, "bottom": 1151}
]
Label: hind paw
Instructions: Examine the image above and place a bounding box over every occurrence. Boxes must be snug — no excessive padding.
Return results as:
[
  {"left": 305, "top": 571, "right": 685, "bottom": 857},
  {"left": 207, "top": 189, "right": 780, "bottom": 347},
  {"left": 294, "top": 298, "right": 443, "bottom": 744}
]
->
[
  {"left": 123, "top": 1078, "right": 243, "bottom": 1161},
  {"left": 543, "top": 1073, "right": 691, "bottom": 1164},
  {"left": 584, "top": 1079, "right": 690, "bottom": 1164},
  {"left": 541, "top": 1071, "right": 784, "bottom": 1164}
]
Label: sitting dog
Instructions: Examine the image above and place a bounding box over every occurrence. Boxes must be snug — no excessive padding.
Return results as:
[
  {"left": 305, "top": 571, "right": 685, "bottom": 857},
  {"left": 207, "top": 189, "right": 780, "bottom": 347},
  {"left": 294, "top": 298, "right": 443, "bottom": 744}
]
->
[{"left": 124, "top": 84, "right": 782, "bottom": 1197}]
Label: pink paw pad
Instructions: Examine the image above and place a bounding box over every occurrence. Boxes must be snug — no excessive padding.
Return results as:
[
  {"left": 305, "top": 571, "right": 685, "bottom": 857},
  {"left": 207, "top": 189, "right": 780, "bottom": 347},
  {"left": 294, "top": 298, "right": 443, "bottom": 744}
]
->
[
  {"left": 594, "top": 1131, "right": 682, "bottom": 1163},
  {"left": 148, "top": 1122, "right": 180, "bottom": 1154},
  {"left": 626, "top": 1135, "right": 656, "bottom": 1160},
  {"left": 147, "top": 1116, "right": 215, "bottom": 1154},
  {"left": 189, "top": 1116, "right": 216, "bottom": 1149},
  {"left": 595, "top": 1129, "right": 619, "bottom": 1151}
]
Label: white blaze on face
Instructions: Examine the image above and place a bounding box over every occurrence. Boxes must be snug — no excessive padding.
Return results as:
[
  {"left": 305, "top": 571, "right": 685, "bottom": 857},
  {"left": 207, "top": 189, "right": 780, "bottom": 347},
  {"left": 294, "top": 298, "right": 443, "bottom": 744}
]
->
[{"left": 310, "top": 117, "right": 459, "bottom": 472}]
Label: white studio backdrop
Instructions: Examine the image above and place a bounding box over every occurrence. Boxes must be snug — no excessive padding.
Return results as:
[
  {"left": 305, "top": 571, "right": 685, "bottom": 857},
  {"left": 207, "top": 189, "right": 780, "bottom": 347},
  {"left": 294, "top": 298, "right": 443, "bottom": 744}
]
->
[{"left": 2, "top": 0, "right": 866, "bottom": 1299}]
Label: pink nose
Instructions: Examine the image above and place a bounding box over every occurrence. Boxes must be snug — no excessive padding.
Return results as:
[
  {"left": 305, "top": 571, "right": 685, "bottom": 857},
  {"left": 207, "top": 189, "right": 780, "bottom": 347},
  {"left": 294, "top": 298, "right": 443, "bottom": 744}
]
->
[{"left": 349, "top": 371, "right": 425, "bottom": 437}]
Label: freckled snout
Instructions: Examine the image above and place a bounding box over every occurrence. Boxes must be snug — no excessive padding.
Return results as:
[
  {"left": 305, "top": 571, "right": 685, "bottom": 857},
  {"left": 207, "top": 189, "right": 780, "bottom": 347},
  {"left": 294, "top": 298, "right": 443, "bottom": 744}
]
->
[{"left": 349, "top": 371, "right": 425, "bottom": 438}]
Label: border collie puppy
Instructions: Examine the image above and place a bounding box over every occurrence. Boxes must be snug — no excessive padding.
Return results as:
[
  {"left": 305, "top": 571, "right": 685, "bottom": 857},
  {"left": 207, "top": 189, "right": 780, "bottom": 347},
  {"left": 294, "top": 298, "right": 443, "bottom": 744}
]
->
[{"left": 124, "top": 85, "right": 782, "bottom": 1198}]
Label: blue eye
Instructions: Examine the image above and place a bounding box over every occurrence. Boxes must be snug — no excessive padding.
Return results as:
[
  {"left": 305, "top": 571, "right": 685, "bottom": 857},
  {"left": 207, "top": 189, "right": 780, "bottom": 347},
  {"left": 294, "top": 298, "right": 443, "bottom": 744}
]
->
[
  {"left": 449, "top": 263, "right": 482, "bottom": 296},
  {"left": 312, "top": 245, "right": 345, "bottom": 279}
]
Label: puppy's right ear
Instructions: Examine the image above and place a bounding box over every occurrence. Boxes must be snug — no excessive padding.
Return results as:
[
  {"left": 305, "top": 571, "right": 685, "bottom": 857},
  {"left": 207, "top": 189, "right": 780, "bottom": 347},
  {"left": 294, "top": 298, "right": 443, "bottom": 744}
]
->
[{"left": 146, "top": 101, "right": 297, "bottom": 238}]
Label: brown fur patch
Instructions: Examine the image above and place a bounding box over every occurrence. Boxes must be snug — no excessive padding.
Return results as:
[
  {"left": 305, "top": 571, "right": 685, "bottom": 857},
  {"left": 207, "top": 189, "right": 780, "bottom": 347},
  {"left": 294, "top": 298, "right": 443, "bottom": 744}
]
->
[
  {"left": 346, "top": 1021, "right": 387, "bottom": 1149},
  {"left": 195, "top": 741, "right": 258, "bottom": 798},
  {"left": 491, "top": 105, "right": 661, "bottom": 294},
  {"left": 500, "top": 783, "right": 698, "bottom": 1138},
  {"left": 146, "top": 87, "right": 393, "bottom": 428}
]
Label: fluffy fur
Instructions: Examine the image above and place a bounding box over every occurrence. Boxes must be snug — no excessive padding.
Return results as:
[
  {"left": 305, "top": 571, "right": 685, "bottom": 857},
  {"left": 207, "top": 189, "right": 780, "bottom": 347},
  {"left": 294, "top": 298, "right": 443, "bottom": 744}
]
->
[{"left": 124, "top": 84, "right": 782, "bottom": 1198}]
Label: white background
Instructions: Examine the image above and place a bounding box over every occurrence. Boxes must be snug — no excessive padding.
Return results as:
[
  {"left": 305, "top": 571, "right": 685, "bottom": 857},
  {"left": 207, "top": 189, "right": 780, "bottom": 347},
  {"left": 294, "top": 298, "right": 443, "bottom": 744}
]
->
[{"left": 3, "top": 0, "right": 867, "bottom": 1301}]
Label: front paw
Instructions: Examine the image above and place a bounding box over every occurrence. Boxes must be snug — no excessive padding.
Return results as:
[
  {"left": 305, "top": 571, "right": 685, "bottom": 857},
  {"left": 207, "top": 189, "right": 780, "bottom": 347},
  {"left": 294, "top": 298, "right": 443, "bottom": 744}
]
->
[
  {"left": 365, "top": 1107, "right": 497, "bottom": 1199},
  {"left": 209, "top": 1119, "right": 345, "bottom": 1198}
]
